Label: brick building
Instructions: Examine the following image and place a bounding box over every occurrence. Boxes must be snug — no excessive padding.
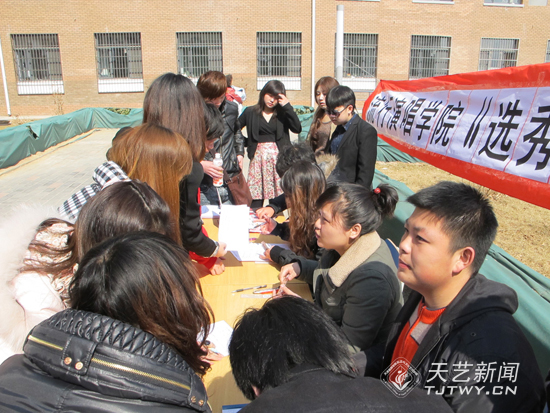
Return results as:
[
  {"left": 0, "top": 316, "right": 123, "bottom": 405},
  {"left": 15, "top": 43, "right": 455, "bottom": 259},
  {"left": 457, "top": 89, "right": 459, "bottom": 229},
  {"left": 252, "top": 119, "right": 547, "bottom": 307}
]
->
[{"left": 1, "top": 0, "right": 549, "bottom": 116}]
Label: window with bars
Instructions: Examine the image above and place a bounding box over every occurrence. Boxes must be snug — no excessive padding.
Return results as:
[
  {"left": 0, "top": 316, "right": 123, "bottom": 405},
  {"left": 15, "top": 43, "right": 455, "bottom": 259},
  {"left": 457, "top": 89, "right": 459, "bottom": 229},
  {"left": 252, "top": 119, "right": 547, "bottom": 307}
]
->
[
  {"left": 342, "top": 33, "right": 378, "bottom": 91},
  {"left": 176, "top": 32, "right": 223, "bottom": 79},
  {"left": 478, "top": 38, "right": 519, "bottom": 71},
  {"left": 94, "top": 32, "right": 143, "bottom": 93},
  {"left": 11, "top": 34, "right": 64, "bottom": 95},
  {"left": 257, "top": 32, "right": 302, "bottom": 90},
  {"left": 409, "top": 35, "right": 451, "bottom": 79},
  {"left": 484, "top": 0, "right": 522, "bottom": 4},
  {"left": 545, "top": 40, "right": 550, "bottom": 63}
]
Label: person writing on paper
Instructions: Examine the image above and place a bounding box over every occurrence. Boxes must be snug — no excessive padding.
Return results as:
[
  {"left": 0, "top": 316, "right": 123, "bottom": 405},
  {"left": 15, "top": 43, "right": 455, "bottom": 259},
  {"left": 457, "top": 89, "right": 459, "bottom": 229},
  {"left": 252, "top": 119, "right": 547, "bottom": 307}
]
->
[
  {"left": 278, "top": 183, "right": 403, "bottom": 353},
  {"left": 259, "top": 161, "right": 325, "bottom": 266},
  {"left": 0, "top": 232, "right": 214, "bottom": 412},
  {"left": 228, "top": 296, "right": 452, "bottom": 412}
]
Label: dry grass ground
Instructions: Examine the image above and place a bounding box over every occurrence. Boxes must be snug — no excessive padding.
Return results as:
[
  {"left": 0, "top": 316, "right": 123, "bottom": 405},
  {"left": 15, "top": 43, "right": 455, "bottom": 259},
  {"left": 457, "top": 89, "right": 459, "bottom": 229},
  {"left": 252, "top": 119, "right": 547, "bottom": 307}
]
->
[{"left": 377, "top": 161, "right": 550, "bottom": 279}]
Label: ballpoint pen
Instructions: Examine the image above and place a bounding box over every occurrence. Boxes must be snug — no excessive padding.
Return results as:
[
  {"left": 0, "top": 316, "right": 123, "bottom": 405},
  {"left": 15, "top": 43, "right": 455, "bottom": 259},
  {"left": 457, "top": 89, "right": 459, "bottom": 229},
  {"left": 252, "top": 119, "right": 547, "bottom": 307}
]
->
[{"left": 232, "top": 284, "right": 267, "bottom": 293}]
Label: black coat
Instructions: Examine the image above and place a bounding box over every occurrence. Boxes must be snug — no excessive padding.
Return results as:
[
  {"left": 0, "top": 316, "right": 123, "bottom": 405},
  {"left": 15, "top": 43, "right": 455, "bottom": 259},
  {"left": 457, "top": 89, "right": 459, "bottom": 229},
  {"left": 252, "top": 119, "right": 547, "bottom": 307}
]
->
[
  {"left": 379, "top": 274, "right": 546, "bottom": 413},
  {"left": 239, "top": 364, "right": 452, "bottom": 412},
  {"left": 0, "top": 309, "right": 210, "bottom": 413},
  {"left": 238, "top": 103, "right": 302, "bottom": 160},
  {"left": 324, "top": 114, "right": 377, "bottom": 190}
]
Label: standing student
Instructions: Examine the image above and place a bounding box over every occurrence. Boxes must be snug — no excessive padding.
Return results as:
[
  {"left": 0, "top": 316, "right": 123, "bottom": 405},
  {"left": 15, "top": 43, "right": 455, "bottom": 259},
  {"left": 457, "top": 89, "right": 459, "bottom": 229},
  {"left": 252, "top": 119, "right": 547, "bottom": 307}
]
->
[
  {"left": 279, "top": 183, "right": 402, "bottom": 352},
  {"left": 239, "top": 80, "right": 302, "bottom": 209},
  {"left": 377, "top": 181, "right": 545, "bottom": 412},
  {"left": 197, "top": 71, "right": 246, "bottom": 206},
  {"left": 0, "top": 232, "right": 213, "bottom": 412},
  {"left": 308, "top": 76, "right": 339, "bottom": 155},
  {"left": 323, "top": 85, "right": 378, "bottom": 189},
  {"left": 142, "top": 73, "right": 227, "bottom": 275}
]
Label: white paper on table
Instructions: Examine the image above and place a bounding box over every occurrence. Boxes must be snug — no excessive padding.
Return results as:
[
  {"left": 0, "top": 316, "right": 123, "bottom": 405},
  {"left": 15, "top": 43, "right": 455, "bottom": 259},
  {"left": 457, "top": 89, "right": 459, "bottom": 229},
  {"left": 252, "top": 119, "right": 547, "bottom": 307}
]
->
[
  {"left": 200, "top": 205, "right": 221, "bottom": 218},
  {"left": 218, "top": 205, "right": 250, "bottom": 250},
  {"left": 231, "top": 243, "right": 290, "bottom": 262},
  {"left": 204, "top": 320, "right": 233, "bottom": 357}
]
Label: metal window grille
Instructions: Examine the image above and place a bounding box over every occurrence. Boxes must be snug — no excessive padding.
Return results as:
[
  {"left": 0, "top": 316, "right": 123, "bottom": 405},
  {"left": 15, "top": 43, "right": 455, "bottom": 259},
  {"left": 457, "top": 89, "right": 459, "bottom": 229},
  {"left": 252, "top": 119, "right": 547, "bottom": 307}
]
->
[
  {"left": 94, "top": 32, "right": 143, "bottom": 93},
  {"left": 478, "top": 38, "right": 519, "bottom": 71},
  {"left": 409, "top": 35, "right": 451, "bottom": 80},
  {"left": 484, "top": 0, "right": 522, "bottom": 4},
  {"left": 545, "top": 40, "right": 550, "bottom": 63},
  {"left": 343, "top": 34, "right": 378, "bottom": 78},
  {"left": 11, "top": 34, "right": 64, "bottom": 95},
  {"left": 257, "top": 32, "right": 301, "bottom": 90},
  {"left": 176, "top": 32, "right": 223, "bottom": 79}
]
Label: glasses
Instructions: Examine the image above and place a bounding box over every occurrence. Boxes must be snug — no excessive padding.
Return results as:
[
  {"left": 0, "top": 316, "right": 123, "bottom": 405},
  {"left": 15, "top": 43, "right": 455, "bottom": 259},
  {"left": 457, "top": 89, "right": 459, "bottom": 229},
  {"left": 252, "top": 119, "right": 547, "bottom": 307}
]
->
[{"left": 327, "top": 107, "right": 346, "bottom": 117}]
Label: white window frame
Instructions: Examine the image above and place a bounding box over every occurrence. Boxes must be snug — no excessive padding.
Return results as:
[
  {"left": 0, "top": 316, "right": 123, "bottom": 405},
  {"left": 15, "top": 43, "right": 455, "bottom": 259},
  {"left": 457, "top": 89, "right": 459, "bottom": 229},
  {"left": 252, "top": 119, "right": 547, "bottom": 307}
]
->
[
  {"left": 94, "top": 32, "right": 143, "bottom": 93},
  {"left": 545, "top": 40, "right": 550, "bottom": 63},
  {"left": 257, "top": 32, "right": 302, "bottom": 90},
  {"left": 409, "top": 35, "right": 451, "bottom": 80},
  {"left": 478, "top": 38, "right": 519, "bottom": 71},
  {"left": 483, "top": 0, "right": 523, "bottom": 6},
  {"left": 11, "top": 33, "right": 64, "bottom": 95}
]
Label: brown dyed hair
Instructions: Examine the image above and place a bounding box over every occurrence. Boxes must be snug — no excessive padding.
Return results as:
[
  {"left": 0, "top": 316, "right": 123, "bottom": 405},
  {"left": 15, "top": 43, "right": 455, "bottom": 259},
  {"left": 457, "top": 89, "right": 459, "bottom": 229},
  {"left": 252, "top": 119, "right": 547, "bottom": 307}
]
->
[
  {"left": 197, "top": 70, "right": 227, "bottom": 101},
  {"left": 70, "top": 231, "right": 214, "bottom": 375},
  {"left": 143, "top": 73, "right": 206, "bottom": 162},
  {"left": 23, "top": 181, "right": 175, "bottom": 280},
  {"left": 107, "top": 123, "right": 192, "bottom": 242},
  {"left": 280, "top": 161, "right": 326, "bottom": 258},
  {"left": 308, "top": 76, "right": 339, "bottom": 150}
]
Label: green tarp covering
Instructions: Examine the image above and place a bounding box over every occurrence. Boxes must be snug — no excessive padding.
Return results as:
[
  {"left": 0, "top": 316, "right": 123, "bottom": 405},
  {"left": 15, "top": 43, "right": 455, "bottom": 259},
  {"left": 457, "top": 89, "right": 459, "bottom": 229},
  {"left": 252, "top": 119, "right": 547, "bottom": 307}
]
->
[{"left": 374, "top": 169, "right": 550, "bottom": 375}]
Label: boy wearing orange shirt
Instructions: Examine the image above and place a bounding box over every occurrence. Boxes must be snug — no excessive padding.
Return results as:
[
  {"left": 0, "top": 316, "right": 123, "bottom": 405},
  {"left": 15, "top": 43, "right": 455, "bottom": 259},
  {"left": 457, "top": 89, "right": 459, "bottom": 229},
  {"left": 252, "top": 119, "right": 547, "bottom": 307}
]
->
[{"left": 380, "top": 181, "right": 544, "bottom": 412}]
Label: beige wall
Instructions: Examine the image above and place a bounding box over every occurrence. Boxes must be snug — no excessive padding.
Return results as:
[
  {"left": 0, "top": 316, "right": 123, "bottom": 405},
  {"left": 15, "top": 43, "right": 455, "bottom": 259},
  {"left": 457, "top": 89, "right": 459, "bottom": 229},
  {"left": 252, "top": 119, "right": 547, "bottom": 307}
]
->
[{"left": 0, "top": 0, "right": 549, "bottom": 115}]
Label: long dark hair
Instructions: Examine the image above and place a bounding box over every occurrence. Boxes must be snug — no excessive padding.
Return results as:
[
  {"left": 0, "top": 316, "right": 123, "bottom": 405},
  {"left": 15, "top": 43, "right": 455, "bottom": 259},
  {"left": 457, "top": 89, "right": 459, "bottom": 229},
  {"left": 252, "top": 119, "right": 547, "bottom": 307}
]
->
[
  {"left": 309, "top": 76, "right": 339, "bottom": 147},
  {"left": 143, "top": 73, "right": 206, "bottom": 162},
  {"left": 229, "top": 296, "right": 355, "bottom": 400},
  {"left": 70, "top": 231, "right": 214, "bottom": 376},
  {"left": 254, "top": 80, "right": 286, "bottom": 114},
  {"left": 316, "top": 183, "right": 398, "bottom": 235},
  {"left": 23, "top": 181, "right": 175, "bottom": 280},
  {"left": 280, "top": 161, "right": 326, "bottom": 258}
]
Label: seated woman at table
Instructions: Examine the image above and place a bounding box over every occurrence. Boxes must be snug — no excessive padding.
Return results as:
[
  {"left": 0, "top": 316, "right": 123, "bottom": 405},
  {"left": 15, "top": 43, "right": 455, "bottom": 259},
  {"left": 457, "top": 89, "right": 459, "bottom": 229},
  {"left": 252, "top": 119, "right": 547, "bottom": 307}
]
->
[
  {"left": 0, "top": 181, "right": 176, "bottom": 364},
  {"left": 278, "top": 183, "right": 403, "bottom": 353},
  {"left": 259, "top": 160, "right": 325, "bottom": 266},
  {"left": 0, "top": 232, "right": 213, "bottom": 412}
]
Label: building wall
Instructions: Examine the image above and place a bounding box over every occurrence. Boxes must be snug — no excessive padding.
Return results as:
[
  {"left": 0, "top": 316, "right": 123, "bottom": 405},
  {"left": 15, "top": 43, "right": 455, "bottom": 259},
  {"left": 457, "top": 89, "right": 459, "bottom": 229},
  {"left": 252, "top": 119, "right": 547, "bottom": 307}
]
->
[{"left": 0, "top": 0, "right": 548, "bottom": 116}]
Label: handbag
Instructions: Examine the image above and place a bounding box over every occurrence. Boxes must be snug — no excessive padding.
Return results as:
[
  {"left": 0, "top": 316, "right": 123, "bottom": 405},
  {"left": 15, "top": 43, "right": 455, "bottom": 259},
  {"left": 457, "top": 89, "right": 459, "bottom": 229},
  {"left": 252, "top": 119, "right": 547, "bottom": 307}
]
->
[{"left": 225, "top": 170, "right": 252, "bottom": 207}]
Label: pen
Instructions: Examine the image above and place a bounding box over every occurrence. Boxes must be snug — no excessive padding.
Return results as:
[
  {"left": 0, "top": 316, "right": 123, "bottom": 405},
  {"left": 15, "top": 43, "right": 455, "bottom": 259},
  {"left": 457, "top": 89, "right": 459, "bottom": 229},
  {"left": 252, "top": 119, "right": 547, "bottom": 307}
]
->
[
  {"left": 253, "top": 288, "right": 278, "bottom": 294},
  {"left": 232, "top": 284, "right": 267, "bottom": 293}
]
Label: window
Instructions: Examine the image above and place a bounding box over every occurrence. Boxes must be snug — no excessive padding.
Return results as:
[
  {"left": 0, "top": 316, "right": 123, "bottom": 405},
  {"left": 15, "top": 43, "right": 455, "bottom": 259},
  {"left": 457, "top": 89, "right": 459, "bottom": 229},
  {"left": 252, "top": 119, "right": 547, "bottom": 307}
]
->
[
  {"left": 409, "top": 35, "right": 451, "bottom": 79},
  {"left": 11, "top": 34, "right": 63, "bottom": 95},
  {"left": 478, "top": 38, "right": 519, "bottom": 71},
  {"left": 342, "top": 33, "right": 378, "bottom": 92},
  {"left": 94, "top": 32, "right": 143, "bottom": 93},
  {"left": 546, "top": 40, "right": 550, "bottom": 63},
  {"left": 177, "top": 32, "right": 223, "bottom": 79},
  {"left": 484, "top": 0, "right": 522, "bottom": 4},
  {"left": 257, "top": 32, "right": 301, "bottom": 90}
]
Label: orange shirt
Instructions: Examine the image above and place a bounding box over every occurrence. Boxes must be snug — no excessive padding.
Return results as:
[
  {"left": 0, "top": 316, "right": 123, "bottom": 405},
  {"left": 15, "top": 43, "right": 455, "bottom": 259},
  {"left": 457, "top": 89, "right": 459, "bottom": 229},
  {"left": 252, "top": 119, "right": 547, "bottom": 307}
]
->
[{"left": 391, "top": 301, "right": 446, "bottom": 366}]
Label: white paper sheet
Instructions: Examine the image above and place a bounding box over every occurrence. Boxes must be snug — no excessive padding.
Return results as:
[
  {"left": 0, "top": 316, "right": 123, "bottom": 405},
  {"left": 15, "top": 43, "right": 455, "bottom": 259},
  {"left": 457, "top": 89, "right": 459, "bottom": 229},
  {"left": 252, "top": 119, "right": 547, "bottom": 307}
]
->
[
  {"left": 200, "top": 205, "right": 221, "bottom": 218},
  {"left": 204, "top": 320, "right": 233, "bottom": 357},
  {"left": 231, "top": 243, "right": 290, "bottom": 262},
  {"left": 218, "top": 205, "right": 250, "bottom": 250}
]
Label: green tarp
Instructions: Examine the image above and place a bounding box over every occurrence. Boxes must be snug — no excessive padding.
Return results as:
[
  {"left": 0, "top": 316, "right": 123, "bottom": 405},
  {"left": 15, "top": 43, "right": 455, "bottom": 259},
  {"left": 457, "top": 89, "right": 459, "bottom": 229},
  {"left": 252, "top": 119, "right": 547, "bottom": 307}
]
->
[{"left": 374, "top": 169, "right": 550, "bottom": 375}]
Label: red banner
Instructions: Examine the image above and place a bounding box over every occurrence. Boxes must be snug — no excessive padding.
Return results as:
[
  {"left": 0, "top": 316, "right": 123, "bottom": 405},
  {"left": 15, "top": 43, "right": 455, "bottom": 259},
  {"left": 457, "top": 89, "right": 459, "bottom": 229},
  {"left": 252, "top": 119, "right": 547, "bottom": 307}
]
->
[{"left": 362, "top": 64, "right": 550, "bottom": 210}]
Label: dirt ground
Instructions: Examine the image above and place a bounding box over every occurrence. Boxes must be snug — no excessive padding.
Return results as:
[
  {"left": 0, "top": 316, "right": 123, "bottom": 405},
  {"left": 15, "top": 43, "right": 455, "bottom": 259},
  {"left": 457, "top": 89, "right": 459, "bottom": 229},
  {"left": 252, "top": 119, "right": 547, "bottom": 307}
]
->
[{"left": 376, "top": 161, "right": 550, "bottom": 279}]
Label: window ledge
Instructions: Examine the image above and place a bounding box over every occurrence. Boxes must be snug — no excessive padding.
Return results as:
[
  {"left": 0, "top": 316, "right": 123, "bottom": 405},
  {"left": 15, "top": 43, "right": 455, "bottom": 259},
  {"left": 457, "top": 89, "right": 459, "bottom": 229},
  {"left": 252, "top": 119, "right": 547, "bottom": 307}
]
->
[
  {"left": 17, "top": 80, "right": 64, "bottom": 95},
  {"left": 413, "top": 0, "right": 454, "bottom": 4},
  {"left": 257, "top": 77, "right": 301, "bottom": 91},
  {"left": 97, "top": 78, "right": 144, "bottom": 93},
  {"left": 483, "top": 2, "right": 524, "bottom": 6}
]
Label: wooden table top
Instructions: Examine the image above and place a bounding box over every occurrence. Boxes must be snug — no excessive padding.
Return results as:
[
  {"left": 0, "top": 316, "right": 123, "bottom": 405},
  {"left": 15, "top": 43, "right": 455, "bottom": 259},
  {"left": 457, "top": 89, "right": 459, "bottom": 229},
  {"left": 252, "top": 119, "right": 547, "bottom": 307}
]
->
[{"left": 200, "top": 218, "right": 311, "bottom": 413}]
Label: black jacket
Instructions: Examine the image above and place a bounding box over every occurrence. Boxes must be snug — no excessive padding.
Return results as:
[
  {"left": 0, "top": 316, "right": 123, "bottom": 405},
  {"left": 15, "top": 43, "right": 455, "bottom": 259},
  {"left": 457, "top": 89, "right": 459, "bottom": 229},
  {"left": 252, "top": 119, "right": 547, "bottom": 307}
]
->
[
  {"left": 269, "top": 221, "right": 323, "bottom": 266},
  {"left": 240, "top": 363, "right": 452, "bottom": 413},
  {"left": 239, "top": 103, "right": 302, "bottom": 160},
  {"left": 201, "top": 100, "right": 244, "bottom": 181},
  {"left": 323, "top": 114, "right": 377, "bottom": 190},
  {"left": 380, "top": 275, "right": 546, "bottom": 413},
  {"left": 180, "top": 161, "right": 217, "bottom": 257},
  {"left": 0, "top": 309, "right": 210, "bottom": 413}
]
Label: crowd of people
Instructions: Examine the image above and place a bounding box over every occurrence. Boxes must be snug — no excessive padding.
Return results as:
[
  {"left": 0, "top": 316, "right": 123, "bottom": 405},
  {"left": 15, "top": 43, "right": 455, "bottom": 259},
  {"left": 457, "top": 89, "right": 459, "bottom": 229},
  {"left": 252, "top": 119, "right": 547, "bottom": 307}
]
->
[{"left": 0, "top": 71, "right": 548, "bottom": 413}]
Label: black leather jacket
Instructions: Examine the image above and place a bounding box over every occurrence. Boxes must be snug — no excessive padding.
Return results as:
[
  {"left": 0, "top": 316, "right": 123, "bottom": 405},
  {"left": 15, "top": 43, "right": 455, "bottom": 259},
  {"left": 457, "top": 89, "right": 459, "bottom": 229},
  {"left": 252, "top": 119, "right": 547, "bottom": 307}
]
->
[
  {"left": 202, "top": 100, "right": 244, "bottom": 179},
  {"left": 0, "top": 309, "right": 211, "bottom": 413}
]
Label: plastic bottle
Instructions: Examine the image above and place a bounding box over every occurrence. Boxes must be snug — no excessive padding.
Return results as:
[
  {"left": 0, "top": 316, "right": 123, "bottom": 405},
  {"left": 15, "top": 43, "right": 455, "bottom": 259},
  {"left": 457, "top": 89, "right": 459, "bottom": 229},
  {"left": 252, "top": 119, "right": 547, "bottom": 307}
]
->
[{"left": 213, "top": 153, "right": 224, "bottom": 187}]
